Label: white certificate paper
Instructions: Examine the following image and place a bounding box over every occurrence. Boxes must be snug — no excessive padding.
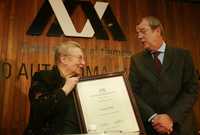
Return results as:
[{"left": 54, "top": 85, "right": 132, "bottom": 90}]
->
[{"left": 76, "top": 75, "right": 140, "bottom": 133}]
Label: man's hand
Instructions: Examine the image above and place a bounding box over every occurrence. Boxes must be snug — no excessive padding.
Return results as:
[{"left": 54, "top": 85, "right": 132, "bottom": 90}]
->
[
  {"left": 151, "top": 114, "right": 173, "bottom": 134},
  {"left": 62, "top": 75, "right": 80, "bottom": 95}
]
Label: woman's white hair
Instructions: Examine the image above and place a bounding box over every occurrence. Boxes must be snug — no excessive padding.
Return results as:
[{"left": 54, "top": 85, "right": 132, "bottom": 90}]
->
[{"left": 54, "top": 41, "right": 81, "bottom": 64}]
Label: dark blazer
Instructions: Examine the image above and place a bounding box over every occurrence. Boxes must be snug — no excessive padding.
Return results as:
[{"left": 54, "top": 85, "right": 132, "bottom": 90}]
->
[
  {"left": 129, "top": 46, "right": 199, "bottom": 135},
  {"left": 24, "top": 66, "right": 80, "bottom": 135}
]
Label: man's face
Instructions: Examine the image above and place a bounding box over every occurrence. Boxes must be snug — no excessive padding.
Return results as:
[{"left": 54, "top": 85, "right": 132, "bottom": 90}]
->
[
  {"left": 63, "top": 47, "right": 85, "bottom": 76},
  {"left": 136, "top": 19, "right": 159, "bottom": 51}
]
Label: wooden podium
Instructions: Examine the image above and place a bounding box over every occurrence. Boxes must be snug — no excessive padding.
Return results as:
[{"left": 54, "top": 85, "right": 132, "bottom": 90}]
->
[{"left": 62, "top": 131, "right": 142, "bottom": 135}]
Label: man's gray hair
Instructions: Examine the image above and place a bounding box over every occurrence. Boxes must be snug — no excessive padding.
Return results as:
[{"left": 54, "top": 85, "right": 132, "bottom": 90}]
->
[
  {"left": 143, "top": 16, "right": 165, "bottom": 37},
  {"left": 54, "top": 41, "right": 81, "bottom": 64}
]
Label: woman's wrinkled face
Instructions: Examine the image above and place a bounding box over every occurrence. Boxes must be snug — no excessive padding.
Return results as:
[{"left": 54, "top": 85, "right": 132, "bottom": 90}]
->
[{"left": 62, "top": 47, "right": 85, "bottom": 76}]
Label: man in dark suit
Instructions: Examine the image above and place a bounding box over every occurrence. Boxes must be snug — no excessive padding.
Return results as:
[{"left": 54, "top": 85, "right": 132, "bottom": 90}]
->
[
  {"left": 24, "top": 41, "right": 85, "bottom": 135},
  {"left": 129, "top": 16, "right": 199, "bottom": 135}
]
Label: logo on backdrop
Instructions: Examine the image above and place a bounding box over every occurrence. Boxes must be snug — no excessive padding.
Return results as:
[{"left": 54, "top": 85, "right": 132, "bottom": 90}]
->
[{"left": 27, "top": 0, "right": 126, "bottom": 41}]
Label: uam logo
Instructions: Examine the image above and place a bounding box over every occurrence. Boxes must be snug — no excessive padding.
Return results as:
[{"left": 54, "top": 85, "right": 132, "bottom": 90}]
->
[{"left": 27, "top": 0, "right": 126, "bottom": 41}]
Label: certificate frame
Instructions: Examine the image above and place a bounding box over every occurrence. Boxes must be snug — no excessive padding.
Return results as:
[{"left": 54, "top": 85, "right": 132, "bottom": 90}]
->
[{"left": 74, "top": 72, "right": 145, "bottom": 134}]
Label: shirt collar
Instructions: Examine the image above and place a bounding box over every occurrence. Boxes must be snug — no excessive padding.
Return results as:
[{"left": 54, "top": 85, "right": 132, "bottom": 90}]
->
[{"left": 157, "top": 42, "right": 166, "bottom": 53}]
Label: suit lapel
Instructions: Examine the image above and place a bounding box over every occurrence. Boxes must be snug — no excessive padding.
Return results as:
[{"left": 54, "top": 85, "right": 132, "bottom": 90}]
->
[
  {"left": 141, "top": 50, "right": 160, "bottom": 78},
  {"left": 162, "top": 46, "right": 173, "bottom": 72},
  {"left": 140, "top": 46, "right": 174, "bottom": 78}
]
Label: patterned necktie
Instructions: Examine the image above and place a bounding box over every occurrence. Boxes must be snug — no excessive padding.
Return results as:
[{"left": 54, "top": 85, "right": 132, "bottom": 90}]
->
[{"left": 152, "top": 52, "right": 162, "bottom": 73}]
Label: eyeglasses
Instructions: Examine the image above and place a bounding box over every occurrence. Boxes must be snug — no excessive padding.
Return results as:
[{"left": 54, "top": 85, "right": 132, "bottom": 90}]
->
[
  {"left": 137, "top": 28, "right": 151, "bottom": 34},
  {"left": 67, "top": 55, "right": 85, "bottom": 62},
  {"left": 136, "top": 25, "right": 152, "bottom": 35}
]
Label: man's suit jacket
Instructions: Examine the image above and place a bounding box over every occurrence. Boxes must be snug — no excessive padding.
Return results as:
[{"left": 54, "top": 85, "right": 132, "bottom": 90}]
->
[
  {"left": 24, "top": 66, "right": 80, "bottom": 135},
  {"left": 129, "top": 46, "right": 199, "bottom": 135}
]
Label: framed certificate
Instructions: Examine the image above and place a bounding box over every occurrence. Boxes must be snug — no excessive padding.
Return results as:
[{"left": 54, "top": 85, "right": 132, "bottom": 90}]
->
[{"left": 74, "top": 72, "right": 145, "bottom": 134}]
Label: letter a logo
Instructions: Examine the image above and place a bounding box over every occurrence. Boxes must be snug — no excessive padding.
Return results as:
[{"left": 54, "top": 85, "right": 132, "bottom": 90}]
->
[{"left": 27, "top": 0, "right": 126, "bottom": 41}]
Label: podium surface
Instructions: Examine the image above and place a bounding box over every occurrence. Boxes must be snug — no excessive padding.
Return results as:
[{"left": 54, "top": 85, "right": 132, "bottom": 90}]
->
[{"left": 62, "top": 131, "right": 143, "bottom": 135}]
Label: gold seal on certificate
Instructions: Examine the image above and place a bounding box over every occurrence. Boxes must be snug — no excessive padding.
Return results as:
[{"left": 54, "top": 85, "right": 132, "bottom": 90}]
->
[{"left": 74, "top": 72, "right": 145, "bottom": 134}]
